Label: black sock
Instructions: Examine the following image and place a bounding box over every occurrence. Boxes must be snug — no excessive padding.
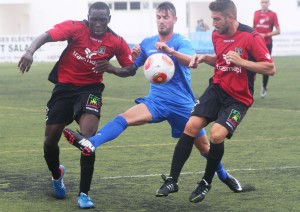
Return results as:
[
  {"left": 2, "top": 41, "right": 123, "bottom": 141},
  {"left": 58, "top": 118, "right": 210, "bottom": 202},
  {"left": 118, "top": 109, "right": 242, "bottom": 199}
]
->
[
  {"left": 79, "top": 153, "right": 95, "bottom": 195},
  {"left": 203, "top": 141, "right": 224, "bottom": 184},
  {"left": 170, "top": 133, "right": 195, "bottom": 182},
  {"left": 263, "top": 75, "right": 269, "bottom": 88},
  {"left": 44, "top": 144, "right": 60, "bottom": 179}
]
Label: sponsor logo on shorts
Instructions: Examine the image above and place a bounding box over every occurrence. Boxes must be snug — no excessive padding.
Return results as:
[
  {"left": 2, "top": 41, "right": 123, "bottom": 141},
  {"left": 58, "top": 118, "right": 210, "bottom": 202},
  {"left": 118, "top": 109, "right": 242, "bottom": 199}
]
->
[
  {"left": 226, "top": 109, "right": 241, "bottom": 130},
  {"left": 45, "top": 106, "right": 49, "bottom": 121},
  {"left": 86, "top": 94, "right": 100, "bottom": 112},
  {"left": 191, "top": 100, "right": 200, "bottom": 113}
]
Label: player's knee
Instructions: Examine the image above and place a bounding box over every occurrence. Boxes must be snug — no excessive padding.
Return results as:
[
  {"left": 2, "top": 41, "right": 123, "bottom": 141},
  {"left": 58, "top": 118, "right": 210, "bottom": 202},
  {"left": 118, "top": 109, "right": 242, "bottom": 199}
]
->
[{"left": 210, "top": 130, "right": 226, "bottom": 143}]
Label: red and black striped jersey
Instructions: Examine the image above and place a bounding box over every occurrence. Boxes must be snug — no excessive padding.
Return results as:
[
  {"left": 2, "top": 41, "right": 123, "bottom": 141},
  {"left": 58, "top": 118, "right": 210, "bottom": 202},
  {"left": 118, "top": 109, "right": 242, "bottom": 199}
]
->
[
  {"left": 253, "top": 10, "right": 280, "bottom": 45},
  {"left": 47, "top": 20, "right": 134, "bottom": 86},
  {"left": 212, "top": 23, "right": 273, "bottom": 106}
]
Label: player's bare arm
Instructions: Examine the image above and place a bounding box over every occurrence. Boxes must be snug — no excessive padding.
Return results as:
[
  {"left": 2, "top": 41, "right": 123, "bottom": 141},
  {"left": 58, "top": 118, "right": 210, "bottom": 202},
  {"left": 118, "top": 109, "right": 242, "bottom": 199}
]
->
[
  {"left": 93, "top": 60, "right": 137, "bottom": 77},
  {"left": 226, "top": 50, "right": 276, "bottom": 76},
  {"left": 18, "top": 32, "right": 52, "bottom": 74},
  {"left": 189, "top": 54, "right": 216, "bottom": 68},
  {"left": 155, "top": 42, "right": 191, "bottom": 67}
]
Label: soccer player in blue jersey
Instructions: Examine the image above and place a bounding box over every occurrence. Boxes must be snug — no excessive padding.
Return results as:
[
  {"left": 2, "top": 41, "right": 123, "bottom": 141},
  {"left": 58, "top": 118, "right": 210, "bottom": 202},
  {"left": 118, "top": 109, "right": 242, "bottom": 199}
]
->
[{"left": 63, "top": 1, "right": 242, "bottom": 197}]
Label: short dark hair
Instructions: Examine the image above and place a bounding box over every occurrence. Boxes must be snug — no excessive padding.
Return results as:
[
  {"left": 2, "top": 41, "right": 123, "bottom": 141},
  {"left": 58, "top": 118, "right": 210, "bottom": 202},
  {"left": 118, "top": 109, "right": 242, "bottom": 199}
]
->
[
  {"left": 156, "top": 1, "right": 176, "bottom": 17},
  {"left": 209, "top": 0, "right": 237, "bottom": 19},
  {"left": 89, "top": 2, "right": 110, "bottom": 15}
]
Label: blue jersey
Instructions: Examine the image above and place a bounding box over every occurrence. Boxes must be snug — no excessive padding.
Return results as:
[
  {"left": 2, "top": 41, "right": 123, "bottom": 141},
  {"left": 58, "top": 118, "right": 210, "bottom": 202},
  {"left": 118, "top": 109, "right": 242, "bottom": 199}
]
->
[
  {"left": 135, "top": 33, "right": 196, "bottom": 109},
  {"left": 134, "top": 33, "right": 205, "bottom": 138}
]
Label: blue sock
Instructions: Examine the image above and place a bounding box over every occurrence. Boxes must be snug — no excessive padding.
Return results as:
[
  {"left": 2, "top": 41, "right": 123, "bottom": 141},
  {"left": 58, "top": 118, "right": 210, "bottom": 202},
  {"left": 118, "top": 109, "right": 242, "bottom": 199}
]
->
[
  {"left": 201, "top": 153, "right": 228, "bottom": 181},
  {"left": 89, "top": 115, "right": 128, "bottom": 148}
]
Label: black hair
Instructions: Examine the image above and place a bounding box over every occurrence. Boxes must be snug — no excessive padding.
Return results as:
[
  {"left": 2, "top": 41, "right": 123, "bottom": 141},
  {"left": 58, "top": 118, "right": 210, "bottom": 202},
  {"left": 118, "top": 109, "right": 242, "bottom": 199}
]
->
[
  {"left": 209, "top": 0, "right": 237, "bottom": 19},
  {"left": 156, "top": 1, "right": 176, "bottom": 17},
  {"left": 89, "top": 2, "right": 110, "bottom": 15}
]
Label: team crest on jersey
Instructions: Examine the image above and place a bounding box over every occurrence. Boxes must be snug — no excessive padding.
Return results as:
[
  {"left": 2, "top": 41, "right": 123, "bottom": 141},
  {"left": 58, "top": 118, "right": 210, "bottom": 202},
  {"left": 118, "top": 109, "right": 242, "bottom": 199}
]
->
[
  {"left": 235, "top": 48, "right": 243, "bottom": 56},
  {"left": 98, "top": 46, "right": 106, "bottom": 55},
  {"left": 226, "top": 109, "right": 241, "bottom": 129},
  {"left": 86, "top": 94, "right": 101, "bottom": 112}
]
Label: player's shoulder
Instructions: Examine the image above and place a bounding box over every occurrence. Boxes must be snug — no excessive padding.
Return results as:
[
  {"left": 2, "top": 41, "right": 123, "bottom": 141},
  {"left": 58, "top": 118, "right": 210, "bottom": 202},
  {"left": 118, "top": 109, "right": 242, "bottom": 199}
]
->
[
  {"left": 238, "top": 23, "right": 255, "bottom": 33},
  {"left": 106, "top": 27, "right": 127, "bottom": 43},
  {"left": 267, "top": 9, "right": 278, "bottom": 16},
  {"left": 254, "top": 9, "right": 261, "bottom": 14}
]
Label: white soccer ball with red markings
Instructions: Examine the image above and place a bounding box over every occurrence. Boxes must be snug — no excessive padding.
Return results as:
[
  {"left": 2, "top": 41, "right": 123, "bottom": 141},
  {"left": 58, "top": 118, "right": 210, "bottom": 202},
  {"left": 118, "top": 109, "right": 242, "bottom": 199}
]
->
[{"left": 144, "top": 53, "right": 175, "bottom": 84}]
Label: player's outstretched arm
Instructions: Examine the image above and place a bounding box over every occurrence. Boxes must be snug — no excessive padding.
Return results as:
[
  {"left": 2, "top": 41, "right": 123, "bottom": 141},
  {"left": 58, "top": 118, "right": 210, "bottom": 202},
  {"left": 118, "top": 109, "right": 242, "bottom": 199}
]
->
[
  {"left": 225, "top": 50, "right": 276, "bottom": 76},
  {"left": 18, "top": 32, "right": 52, "bottom": 74},
  {"left": 93, "top": 61, "right": 137, "bottom": 77},
  {"left": 189, "top": 54, "right": 216, "bottom": 68}
]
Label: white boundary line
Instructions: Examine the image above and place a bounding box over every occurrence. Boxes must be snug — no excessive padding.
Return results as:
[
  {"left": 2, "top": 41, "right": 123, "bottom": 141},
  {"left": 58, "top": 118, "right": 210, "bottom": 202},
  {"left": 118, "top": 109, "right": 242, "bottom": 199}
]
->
[{"left": 98, "top": 166, "right": 300, "bottom": 180}]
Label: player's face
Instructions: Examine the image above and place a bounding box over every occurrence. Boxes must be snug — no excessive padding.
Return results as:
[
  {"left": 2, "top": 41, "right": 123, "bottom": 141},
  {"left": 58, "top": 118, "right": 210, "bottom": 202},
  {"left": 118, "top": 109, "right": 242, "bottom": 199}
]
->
[
  {"left": 88, "top": 9, "right": 111, "bottom": 37},
  {"left": 156, "top": 9, "right": 177, "bottom": 36},
  {"left": 211, "top": 11, "right": 230, "bottom": 35},
  {"left": 261, "top": 0, "right": 270, "bottom": 11}
]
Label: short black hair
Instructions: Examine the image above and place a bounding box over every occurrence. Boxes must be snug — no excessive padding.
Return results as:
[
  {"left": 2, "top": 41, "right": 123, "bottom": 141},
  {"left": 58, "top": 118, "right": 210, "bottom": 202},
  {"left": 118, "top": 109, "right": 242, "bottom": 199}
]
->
[
  {"left": 89, "top": 2, "right": 110, "bottom": 15},
  {"left": 156, "top": 1, "right": 176, "bottom": 17},
  {"left": 209, "top": 0, "right": 237, "bottom": 19}
]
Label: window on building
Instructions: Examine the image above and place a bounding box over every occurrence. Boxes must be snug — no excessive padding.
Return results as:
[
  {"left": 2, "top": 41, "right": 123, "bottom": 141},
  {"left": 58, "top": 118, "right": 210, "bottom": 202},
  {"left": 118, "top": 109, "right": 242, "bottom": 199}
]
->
[
  {"left": 107, "top": 2, "right": 113, "bottom": 9},
  {"left": 114, "top": 2, "right": 127, "bottom": 10},
  {"left": 153, "top": 2, "right": 160, "bottom": 9},
  {"left": 130, "top": 2, "right": 140, "bottom": 10},
  {"left": 142, "top": 2, "right": 149, "bottom": 9}
]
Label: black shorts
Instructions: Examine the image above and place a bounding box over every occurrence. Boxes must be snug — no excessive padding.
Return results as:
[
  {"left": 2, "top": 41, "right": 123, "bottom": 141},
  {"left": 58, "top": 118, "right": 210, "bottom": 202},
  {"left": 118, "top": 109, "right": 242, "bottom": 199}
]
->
[
  {"left": 46, "top": 83, "right": 104, "bottom": 125},
  {"left": 191, "top": 83, "right": 248, "bottom": 139}
]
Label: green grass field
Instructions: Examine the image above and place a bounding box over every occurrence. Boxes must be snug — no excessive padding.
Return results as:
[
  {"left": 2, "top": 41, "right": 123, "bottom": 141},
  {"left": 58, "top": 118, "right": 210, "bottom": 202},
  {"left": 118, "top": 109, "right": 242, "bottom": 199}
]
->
[{"left": 0, "top": 56, "right": 299, "bottom": 212}]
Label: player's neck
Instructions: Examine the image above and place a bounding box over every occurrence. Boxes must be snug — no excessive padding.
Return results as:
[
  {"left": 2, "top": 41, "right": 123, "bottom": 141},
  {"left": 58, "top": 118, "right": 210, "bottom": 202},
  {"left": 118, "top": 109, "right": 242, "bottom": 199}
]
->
[
  {"left": 261, "top": 8, "right": 269, "bottom": 13},
  {"left": 226, "top": 21, "right": 239, "bottom": 37},
  {"left": 159, "top": 33, "right": 173, "bottom": 42}
]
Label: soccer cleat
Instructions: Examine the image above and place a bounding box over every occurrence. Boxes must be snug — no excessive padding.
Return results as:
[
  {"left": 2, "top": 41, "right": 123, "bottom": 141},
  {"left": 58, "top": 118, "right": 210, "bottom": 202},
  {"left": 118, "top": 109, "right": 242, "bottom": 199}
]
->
[
  {"left": 63, "top": 128, "right": 95, "bottom": 156},
  {"left": 221, "top": 173, "right": 243, "bottom": 192},
  {"left": 52, "top": 165, "right": 66, "bottom": 199},
  {"left": 261, "top": 87, "right": 267, "bottom": 98},
  {"left": 155, "top": 174, "right": 178, "bottom": 197},
  {"left": 78, "top": 192, "right": 94, "bottom": 209},
  {"left": 189, "top": 179, "right": 211, "bottom": 203}
]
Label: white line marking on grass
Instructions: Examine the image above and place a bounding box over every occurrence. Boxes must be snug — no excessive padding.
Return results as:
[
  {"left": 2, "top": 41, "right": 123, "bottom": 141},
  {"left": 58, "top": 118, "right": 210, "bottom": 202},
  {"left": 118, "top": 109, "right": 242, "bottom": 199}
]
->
[{"left": 98, "top": 166, "right": 300, "bottom": 180}]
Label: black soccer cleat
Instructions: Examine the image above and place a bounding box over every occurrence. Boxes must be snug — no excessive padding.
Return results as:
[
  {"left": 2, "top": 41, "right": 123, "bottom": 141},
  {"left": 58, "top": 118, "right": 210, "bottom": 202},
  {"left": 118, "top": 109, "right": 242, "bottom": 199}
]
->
[
  {"left": 189, "top": 179, "right": 211, "bottom": 203},
  {"left": 63, "top": 128, "right": 95, "bottom": 156},
  {"left": 221, "top": 173, "right": 243, "bottom": 192},
  {"left": 155, "top": 174, "right": 178, "bottom": 197}
]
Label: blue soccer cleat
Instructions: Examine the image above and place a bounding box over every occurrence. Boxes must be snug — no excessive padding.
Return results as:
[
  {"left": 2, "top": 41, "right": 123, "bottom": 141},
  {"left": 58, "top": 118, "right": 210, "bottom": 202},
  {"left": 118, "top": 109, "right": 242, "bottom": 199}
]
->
[
  {"left": 52, "top": 165, "right": 66, "bottom": 199},
  {"left": 78, "top": 192, "right": 94, "bottom": 209}
]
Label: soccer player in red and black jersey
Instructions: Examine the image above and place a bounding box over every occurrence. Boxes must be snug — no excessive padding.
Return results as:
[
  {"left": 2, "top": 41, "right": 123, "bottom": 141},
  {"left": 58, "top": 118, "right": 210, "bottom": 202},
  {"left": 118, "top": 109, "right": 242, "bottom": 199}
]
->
[
  {"left": 18, "top": 2, "right": 136, "bottom": 209},
  {"left": 253, "top": 0, "right": 280, "bottom": 98},
  {"left": 167, "top": 0, "right": 276, "bottom": 203}
]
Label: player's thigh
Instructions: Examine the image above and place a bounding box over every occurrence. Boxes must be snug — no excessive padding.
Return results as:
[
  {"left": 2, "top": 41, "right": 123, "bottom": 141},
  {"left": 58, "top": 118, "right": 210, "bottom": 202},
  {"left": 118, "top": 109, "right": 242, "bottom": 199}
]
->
[
  {"left": 120, "top": 103, "right": 152, "bottom": 125},
  {"left": 46, "top": 95, "right": 74, "bottom": 125}
]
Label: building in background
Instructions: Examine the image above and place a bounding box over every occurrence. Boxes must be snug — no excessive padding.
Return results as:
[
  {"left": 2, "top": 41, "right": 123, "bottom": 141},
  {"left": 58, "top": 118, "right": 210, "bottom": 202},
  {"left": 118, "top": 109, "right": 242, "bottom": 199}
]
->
[{"left": 1, "top": 0, "right": 300, "bottom": 62}]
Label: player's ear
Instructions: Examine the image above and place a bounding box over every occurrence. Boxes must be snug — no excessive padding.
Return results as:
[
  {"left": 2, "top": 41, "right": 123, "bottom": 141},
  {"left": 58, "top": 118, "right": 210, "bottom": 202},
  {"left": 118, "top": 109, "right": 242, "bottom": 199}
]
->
[
  {"left": 108, "top": 15, "right": 111, "bottom": 24},
  {"left": 173, "top": 16, "right": 177, "bottom": 24}
]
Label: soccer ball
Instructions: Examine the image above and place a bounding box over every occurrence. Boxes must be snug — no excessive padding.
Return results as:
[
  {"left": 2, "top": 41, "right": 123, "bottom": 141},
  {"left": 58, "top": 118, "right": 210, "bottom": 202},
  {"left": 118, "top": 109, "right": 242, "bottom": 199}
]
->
[{"left": 144, "top": 53, "right": 175, "bottom": 84}]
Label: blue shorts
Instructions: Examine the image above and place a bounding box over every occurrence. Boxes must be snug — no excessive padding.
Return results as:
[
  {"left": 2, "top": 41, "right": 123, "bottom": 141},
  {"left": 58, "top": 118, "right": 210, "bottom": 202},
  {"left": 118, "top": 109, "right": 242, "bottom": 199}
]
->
[{"left": 135, "top": 96, "right": 206, "bottom": 138}]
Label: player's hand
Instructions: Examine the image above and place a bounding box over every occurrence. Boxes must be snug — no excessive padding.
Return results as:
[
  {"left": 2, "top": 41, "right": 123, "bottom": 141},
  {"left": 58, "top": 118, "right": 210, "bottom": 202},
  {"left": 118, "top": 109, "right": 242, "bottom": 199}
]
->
[
  {"left": 189, "top": 54, "right": 205, "bottom": 68},
  {"left": 260, "top": 33, "right": 266, "bottom": 38},
  {"left": 93, "top": 60, "right": 116, "bottom": 74},
  {"left": 131, "top": 45, "right": 141, "bottom": 60},
  {"left": 155, "top": 42, "right": 172, "bottom": 54},
  {"left": 18, "top": 51, "right": 34, "bottom": 74},
  {"left": 225, "top": 51, "right": 244, "bottom": 66}
]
